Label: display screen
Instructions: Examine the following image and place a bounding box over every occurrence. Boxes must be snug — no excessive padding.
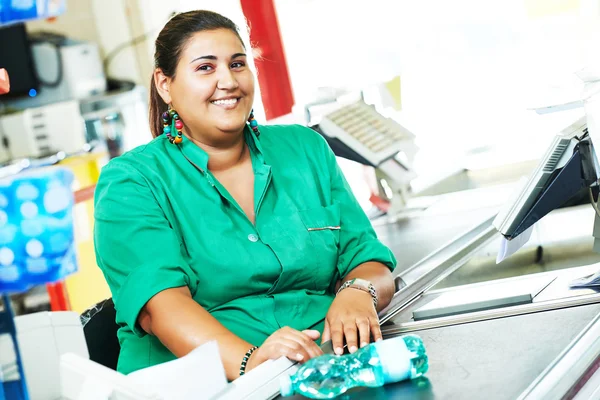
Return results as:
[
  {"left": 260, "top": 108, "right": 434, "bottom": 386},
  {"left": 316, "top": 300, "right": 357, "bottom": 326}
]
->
[{"left": 0, "top": 23, "right": 38, "bottom": 98}]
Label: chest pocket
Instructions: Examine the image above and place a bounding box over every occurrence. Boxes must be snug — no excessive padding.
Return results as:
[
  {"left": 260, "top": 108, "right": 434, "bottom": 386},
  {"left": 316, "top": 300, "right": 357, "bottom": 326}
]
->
[{"left": 297, "top": 203, "right": 341, "bottom": 291}]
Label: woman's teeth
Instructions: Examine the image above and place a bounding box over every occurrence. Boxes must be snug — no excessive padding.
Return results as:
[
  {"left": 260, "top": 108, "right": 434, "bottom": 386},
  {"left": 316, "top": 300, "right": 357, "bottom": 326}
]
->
[{"left": 212, "top": 98, "right": 238, "bottom": 105}]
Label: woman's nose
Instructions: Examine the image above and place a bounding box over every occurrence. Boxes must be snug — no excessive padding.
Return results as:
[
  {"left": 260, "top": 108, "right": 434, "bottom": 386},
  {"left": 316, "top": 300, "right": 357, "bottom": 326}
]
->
[{"left": 217, "top": 68, "right": 239, "bottom": 90}]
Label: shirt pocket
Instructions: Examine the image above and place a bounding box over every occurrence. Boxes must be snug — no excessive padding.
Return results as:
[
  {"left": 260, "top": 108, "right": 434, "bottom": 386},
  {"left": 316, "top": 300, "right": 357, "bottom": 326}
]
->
[{"left": 297, "top": 203, "right": 341, "bottom": 290}]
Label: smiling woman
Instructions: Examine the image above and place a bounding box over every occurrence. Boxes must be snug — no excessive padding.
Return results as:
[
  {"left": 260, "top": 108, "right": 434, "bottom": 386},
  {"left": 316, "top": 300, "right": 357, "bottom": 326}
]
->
[
  {"left": 94, "top": 10, "right": 397, "bottom": 381},
  {"left": 149, "top": 12, "right": 254, "bottom": 145}
]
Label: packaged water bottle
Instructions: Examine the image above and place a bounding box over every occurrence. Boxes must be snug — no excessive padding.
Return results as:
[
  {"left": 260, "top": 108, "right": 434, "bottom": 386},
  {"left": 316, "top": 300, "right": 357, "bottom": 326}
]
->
[{"left": 280, "top": 334, "right": 428, "bottom": 399}]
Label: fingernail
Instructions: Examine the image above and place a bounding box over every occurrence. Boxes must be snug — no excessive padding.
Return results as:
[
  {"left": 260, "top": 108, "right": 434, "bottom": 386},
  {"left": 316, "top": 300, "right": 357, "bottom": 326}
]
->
[
  {"left": 349, "top": 346, "right": 358, "bottom": 353},
  {"left": 376, "top": 338, "right": 383, "bottom": 342},
  {"left": 335, "top": 347, "right": 343, "bottom": 355},
  {"left": 361, "top": 342, "right": 368, "bottom": 348},
  {"left": 296, "top": 353, "right": 304, "bottom": 361}
]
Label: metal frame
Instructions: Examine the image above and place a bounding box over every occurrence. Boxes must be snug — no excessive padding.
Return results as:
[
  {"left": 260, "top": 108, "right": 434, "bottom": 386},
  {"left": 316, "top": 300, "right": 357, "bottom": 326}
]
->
[
  {"left": 0, "top": 294, "right": 30, "bottom": 400},
  {"left": 518, "top": 310, "right": 600, "bottom": 400},
  {"left": 573, "top": 357, "right": 600, "bottom": 399},
  {"left": 382, "top": 292, "right": 600, "bottom": 336},
  {"left": 379, "top": 212, "right": 498, "bottom": 324}
]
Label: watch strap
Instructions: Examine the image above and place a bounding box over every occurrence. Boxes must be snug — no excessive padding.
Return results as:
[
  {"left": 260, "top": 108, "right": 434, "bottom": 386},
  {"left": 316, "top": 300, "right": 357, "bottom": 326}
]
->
[{"left": 336, "top": 278, "right": 378, "bottom": 308}]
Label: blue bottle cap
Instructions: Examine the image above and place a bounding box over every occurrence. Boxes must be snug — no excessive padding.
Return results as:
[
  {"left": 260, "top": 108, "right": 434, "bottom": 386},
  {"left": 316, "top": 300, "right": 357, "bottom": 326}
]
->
[
  {"left": 373, "top": 337, "right": 412, "bottom": 383},
  {"left": 280, "top": 374, "right": 293, "bottom": 397}
]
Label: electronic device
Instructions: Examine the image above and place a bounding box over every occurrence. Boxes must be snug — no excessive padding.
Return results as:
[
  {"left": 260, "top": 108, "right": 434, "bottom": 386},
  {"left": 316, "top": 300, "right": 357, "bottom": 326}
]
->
[
  {"left": 4, "top": 33, "right": 107, "bottom": 109},
  {"left": 493, "top": 116, "right": 594, "bottom": 239},
  {"left": 319, "top": 100, "right": 416, "bottom": 168},
  {"left": 30, "top": 33, "right": 106, "bottom": 105},
  {"left": 493, "top": 63, "right": 600, "bottom": 268},
  {"left": 305, "top": 94, "right": 419, "bottom": 215},
  {"left": 0, "top": 23, "right": 38, "bottom": 98},
  {"left": 0, "top": 100, "right": 86, "bottom": 162}
]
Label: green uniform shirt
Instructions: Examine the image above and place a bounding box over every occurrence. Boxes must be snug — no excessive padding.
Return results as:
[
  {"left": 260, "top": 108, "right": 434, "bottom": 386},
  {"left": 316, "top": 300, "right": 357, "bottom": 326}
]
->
[{"left": 94, "top": 124, "right": 396, "bottom": 374}]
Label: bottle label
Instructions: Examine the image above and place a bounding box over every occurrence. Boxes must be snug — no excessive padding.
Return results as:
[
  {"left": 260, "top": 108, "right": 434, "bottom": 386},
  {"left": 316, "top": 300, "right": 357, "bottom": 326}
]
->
[{"left": 376, "top": 338, "right": 413, "bottom": 383}]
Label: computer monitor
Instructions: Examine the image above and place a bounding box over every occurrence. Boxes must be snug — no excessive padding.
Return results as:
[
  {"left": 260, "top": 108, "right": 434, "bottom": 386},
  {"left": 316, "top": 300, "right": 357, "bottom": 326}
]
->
[
  {"left": 493, "top": 116, "right": 591, "bottom": 239},
  {"left": 0, "top": 23, "right": 38, "bottom": 98}
]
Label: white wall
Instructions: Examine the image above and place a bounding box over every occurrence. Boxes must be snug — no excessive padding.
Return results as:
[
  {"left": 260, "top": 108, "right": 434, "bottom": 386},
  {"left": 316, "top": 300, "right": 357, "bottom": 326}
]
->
[
  {"left": 26, "top": 0, "right": 99, "bottom": 43},
  {"left": 274, "top": 0, "right": 600, "bottom": 174},
  {"left": 90, "top": 0, "right": 144, "bottom": 84}
]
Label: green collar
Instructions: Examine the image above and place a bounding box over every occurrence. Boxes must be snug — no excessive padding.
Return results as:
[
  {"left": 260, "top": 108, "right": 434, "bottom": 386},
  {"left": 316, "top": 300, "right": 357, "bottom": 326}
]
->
[{"left": 178, "top": 124, "right": 263, "bottom": 173}]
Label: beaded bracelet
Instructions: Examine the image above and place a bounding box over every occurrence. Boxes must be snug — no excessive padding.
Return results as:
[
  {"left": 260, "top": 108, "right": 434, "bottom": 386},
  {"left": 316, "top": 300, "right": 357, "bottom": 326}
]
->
[{"left": 239, "top": 346, "right": 258, "bottom": 376}]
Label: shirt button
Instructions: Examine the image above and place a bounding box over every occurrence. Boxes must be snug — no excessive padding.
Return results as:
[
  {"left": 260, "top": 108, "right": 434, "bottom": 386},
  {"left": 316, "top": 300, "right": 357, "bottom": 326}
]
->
[{"left": 247, "top": 234, "right": 259, "bottom": 243}]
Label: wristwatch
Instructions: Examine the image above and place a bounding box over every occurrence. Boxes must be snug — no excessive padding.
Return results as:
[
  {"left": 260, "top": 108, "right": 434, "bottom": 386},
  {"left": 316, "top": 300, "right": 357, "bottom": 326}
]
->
[{"left": 336, "top": 278, "right": 378, "bottom": 308}]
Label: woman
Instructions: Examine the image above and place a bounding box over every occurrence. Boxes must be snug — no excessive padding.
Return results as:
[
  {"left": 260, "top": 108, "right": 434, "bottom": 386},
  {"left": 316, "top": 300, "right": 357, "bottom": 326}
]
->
[{"left": 94, "top": 10, "right": 396, "bottom": 380}]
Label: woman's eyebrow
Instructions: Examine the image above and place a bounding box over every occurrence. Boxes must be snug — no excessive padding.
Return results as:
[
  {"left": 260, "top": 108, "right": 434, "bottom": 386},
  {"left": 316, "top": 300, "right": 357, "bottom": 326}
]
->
[
  {"left": 190, "top": 55, "right": 217, "bottom": 64},
  {"left": 190, "top": 53, "right": 246, "bottom": 64}
]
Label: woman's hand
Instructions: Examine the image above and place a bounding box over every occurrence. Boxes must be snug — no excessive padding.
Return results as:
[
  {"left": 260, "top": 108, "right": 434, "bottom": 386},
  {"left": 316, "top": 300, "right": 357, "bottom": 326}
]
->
[
  {"left": 322, "top": 288, "right": 381, "bottom": 355},
  {"left": 246, "top": 327, "right": 323, "bottom": 372}
]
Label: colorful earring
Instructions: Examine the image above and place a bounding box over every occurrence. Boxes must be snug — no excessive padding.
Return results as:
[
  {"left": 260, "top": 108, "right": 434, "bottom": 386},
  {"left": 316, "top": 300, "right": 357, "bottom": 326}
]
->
[
  {"left": 162, "top": 107, "right": 183, "bottom": 144},
  {"left": 248, "top": 109, "right": 260, "bottom": 138}
]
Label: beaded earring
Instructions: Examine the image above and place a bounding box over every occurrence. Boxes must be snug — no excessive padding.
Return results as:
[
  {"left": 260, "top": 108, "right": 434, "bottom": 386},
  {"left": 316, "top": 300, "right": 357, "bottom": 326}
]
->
[
  {"left": 162, "top": 106, "right": 183, "bottom": 144},
  {"left": 248, "top": 109, "right": 260, "bottom": 137}
]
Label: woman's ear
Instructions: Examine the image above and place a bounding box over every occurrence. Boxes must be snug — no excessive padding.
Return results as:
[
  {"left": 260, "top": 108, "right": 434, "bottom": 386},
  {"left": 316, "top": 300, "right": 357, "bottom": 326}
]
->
[{"left": 154, "top": 68, "right": 172, "bottom": 105}]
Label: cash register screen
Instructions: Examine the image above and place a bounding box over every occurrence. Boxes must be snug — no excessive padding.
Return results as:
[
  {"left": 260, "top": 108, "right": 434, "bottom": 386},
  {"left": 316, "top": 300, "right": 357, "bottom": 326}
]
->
[{"left": 0, "top": 23, "right": 38, "bottom": 98}]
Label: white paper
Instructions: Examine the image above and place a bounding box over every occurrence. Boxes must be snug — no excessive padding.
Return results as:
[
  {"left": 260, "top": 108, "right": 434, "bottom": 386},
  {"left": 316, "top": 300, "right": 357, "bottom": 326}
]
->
[
  {"left": 127, "top": 341, "right": 227, "bottom": 400},
  {"left": 570, "top": 269, "right": 600, "bottom": 288},
  {"left": 77, "top": 376, "right": 115, "bottom": 400},
  {"left": 60, "top": 352, "right": 159, "bottom": 400},
  {"left": 496, "top": 225, "right": 534, "bottom": 264}
]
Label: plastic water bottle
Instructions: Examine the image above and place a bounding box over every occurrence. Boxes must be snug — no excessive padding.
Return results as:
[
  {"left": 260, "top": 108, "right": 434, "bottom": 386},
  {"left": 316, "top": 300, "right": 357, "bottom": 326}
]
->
[{"left": 280, "top": 334, "right": 428, "bottom": 399}]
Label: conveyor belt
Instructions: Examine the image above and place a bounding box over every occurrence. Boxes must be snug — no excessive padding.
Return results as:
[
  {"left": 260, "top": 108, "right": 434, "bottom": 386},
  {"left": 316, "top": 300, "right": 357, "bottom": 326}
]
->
[
  {"left": 374, "top": 207, "right": 497, "bottom": 273},
  {"left": 287, "top": 304, "right": 600, "bottom": 399}
]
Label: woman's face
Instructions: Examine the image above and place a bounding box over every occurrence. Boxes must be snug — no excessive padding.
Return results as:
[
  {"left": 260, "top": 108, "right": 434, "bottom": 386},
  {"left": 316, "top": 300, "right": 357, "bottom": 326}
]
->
[{"left": 157, "top": 29, "right": 255, "bottom": 144}]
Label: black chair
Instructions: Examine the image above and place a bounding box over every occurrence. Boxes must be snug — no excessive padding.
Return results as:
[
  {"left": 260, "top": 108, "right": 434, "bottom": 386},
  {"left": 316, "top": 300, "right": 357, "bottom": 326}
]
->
[{"left": 80, "top": 298, "right": 121, "bottom": 370}]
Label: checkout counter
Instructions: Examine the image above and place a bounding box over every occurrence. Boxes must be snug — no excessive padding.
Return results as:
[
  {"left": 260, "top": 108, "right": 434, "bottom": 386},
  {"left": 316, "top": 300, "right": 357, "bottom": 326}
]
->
[
  {"left": 227, "top": 204, "right": 600, "bottom": 400},
  {"left": 375, "top": 205, "right": 600, "bottom": 400}
]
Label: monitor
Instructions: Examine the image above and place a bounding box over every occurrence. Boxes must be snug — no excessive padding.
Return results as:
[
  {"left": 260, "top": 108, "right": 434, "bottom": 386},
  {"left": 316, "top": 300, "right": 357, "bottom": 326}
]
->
[{"left": 0, "top": 23, "right": 38, "bottom": 98}]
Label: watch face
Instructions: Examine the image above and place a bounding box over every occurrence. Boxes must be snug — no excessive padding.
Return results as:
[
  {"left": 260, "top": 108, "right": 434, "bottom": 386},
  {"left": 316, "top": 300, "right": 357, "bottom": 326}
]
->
[{"left": 352, "top": 278, "right": 371, "bottom": 288}]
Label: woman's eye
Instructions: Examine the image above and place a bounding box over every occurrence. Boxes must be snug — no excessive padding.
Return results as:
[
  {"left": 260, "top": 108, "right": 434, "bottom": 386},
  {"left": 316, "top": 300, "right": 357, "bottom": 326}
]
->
[
  {"left": 231, "top": 61, "right": 245, "bottom": 69},
  {"left": 196, "top": 64, "right": 213, "bottom": 71}
]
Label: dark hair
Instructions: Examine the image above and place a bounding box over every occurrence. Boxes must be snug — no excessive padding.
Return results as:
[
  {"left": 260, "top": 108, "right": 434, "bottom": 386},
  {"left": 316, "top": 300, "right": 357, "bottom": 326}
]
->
[{"left": 149, "top": 10, "right": 245, "bottom": 138}]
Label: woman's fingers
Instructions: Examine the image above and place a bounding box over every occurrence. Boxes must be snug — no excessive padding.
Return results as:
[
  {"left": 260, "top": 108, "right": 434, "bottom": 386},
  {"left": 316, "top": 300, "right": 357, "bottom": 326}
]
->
[
  {"left": 357, "top": 318, "right": 371, "bottom": 349},
  {"left": 284, "top": 328, "right": 323, "bottom": 358},
  {"left": 343, "top": 321, "right": 359, "bottom": 353},
  {"left": 371, "top": 318, "right": 383, "bottom": 342},
  {"left": 330, "top": 320, "right": 345, "bottom": 355},
  {"left": 263, "top": 327, "right": 324, "bottom": 362},
  {"left": 321, "top": 321, "right": 331, "bottom": 344}
]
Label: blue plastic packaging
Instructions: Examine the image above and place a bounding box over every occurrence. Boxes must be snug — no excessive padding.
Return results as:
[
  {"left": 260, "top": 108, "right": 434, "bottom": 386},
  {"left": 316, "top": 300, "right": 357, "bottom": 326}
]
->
[
  {"left": 280, "top": 334, "right": 429, "bottom": 399},
  {"left": 0, "top": 0, "right": 66, "bottom": 26},
  {"left": 0, "top": 166, "right": 77, "bottom": 293}
]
